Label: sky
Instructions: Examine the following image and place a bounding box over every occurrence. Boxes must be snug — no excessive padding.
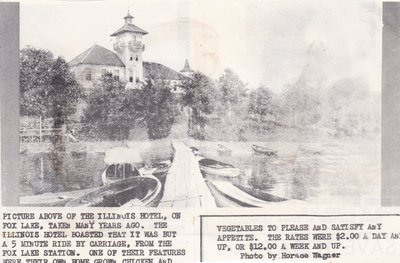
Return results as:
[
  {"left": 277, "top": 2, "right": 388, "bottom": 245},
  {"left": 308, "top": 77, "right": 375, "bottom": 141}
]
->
[{"left": 20, "top": 0, "right": 382, "bottom": 92}]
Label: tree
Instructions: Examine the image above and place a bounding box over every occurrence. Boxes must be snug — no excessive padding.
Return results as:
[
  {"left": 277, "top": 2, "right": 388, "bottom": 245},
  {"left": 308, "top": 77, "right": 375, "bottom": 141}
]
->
[
  {"left": 217, "top": 68, "right": 247, "bottom": 106},
  {"left": 20, "top": 46, "right": 83, "bottom": 123},
  {"left": 140, "top": 79, "right": 178, "bottom": 140},
  {"left": 180, "top": 72, "right": 216, "bottom": 140},
  {"left": 82, "top": 75, "right": 141, "bottom": 140},
  {"left": 248, "top": 86, "right": 276, "bottom": 120},
  {"left": 217, "top": 68, "right": 248, "bottom": 118}
]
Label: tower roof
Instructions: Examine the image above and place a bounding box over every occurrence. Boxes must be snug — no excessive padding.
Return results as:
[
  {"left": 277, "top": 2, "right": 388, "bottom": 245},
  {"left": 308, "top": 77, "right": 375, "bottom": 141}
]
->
[
  {"left": 69, "top": 44, "right": 125, "bottom": 67},
  {"left": 124, "top": 11, "right": 134, "bottom": 20},
  {"left": 180, "top": 59, "right": 193, "bottom": 73},
  {"left": 111, "top": 11, "right": 148, "bottom": 36}
]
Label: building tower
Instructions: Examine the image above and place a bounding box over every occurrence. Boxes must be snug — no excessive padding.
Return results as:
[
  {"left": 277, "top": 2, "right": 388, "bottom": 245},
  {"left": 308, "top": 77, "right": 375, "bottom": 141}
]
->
[
  {"left": 111, "top": 11, "right": 148, "bottom": 84},
  {"left": 180, "top": 59, "right": 194, "bottom": 77}
]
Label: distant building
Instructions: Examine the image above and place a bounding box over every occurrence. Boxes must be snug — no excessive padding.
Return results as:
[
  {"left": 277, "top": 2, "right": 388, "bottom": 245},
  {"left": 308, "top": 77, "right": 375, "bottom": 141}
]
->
[
  {"left": 69, "top": 11, "right": 187, "bottom": 89},
  {"left": 180, "top": 59, "right": 194, "bottom": 77}
]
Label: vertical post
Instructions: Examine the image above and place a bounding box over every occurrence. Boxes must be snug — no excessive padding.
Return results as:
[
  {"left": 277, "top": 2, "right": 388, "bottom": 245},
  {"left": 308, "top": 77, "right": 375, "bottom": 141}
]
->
[
  {"left": 39, "top": 115, "right": 42, "bottom": 142},
  {"left": 40, "top": 156, "right": 44, "bottom": 179}
]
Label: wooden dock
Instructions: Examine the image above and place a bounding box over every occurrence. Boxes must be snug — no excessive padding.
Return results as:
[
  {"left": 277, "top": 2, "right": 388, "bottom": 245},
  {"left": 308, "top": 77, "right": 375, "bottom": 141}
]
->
[{"left": 158, "top": 141, "right": 216, "bottom": 208}]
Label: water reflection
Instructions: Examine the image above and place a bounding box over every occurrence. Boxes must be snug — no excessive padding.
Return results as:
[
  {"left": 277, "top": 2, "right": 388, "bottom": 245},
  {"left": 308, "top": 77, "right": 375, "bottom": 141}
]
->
[
  {"left": 190, "top": 142, "right": 323, "bottom": 202},
  {"left": 20, "top": 152, "right": 105, "bottom": 196},
  {"left": 248, "top": 155, "right": 276, "bottom": 191},
  {"left": 19, "top": 141, "right": 174, "bottom": 197}
]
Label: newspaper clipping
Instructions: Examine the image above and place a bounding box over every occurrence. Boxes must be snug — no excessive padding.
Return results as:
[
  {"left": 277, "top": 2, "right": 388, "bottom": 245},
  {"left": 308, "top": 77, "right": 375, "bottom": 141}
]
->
[{"left": 1, "top": 0, "right": 399, "bottom": 262}]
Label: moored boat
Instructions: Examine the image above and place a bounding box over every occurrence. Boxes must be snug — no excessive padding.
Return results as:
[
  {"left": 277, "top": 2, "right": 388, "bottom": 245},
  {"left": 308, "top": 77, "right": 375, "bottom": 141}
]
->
[
  {"left": 148, "top": 160, "right": 171, "bottom": 185},
  {"left": 299, "top": 145, "right": 323, "bottom": 155},
  {"left": 199, "top": 158, "right": 240, "bottom": 178},
  {"left": 65, "top": 176, "right": 162, "bottom": 207},
  {"left": 251, "top": 144, "right": 277, "bottom": 157},
  {"left": 101, "top": 147, "right": 142, "bottom": 185}
]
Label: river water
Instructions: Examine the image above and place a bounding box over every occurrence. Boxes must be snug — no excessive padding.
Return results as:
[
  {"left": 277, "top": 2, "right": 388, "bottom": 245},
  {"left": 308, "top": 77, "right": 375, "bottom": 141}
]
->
[
  {"left": 20, "top": 139, "right": 380, "bottom": 206},
  {"left": 187, "top": 139, "right": 380, "bottom": 207}
]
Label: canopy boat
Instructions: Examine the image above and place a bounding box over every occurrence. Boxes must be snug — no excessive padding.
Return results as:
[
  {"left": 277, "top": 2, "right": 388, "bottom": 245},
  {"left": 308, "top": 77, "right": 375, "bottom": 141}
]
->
[
  {"left": 198, "top": 158, "right": 240, "bottom": 178},
  {"left": 65, "top": 176, "right": 162, "bottom": 207},
  {"left": 252, "top": 144, "right": 277, "bottom": 157},
  {"left": 101, "top": 147, "right": 143, "bottom": 185}
]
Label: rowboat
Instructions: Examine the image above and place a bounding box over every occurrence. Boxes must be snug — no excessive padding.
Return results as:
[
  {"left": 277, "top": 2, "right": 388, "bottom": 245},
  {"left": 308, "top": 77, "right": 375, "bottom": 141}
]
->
[
  {"left": 198, "top": 158, "right": 240, "bottom": 178},
  {"left": 101, "top": 147, "right": 143, "bottom": 185},
  {"left": 65, "top": 176, "right": 162, "bottom": 207},
  {"left": 251, "top": 144, "right": 277, "bottom": 157},
  {"left": 147, "top": 160, "right": 171, "bottom": 184},
  {"left": 299, "top": 145, "right": 322, "bottom": 155}
]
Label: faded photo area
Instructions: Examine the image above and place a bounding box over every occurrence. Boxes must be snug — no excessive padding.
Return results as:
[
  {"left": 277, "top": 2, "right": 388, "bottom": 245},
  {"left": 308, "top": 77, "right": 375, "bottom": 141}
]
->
[{"left": 18, "top": 0, "right": 381, "bottom": 207}]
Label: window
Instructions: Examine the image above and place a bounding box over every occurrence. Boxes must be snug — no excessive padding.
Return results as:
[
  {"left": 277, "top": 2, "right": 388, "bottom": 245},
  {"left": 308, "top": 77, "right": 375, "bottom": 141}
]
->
[
  {"left": 84, "top": 68, "right": 91, "bottom": 81},
  {"left": 130, "top": 56, "right": 133, "bottom": 61},
  {"left": 135, "top": 55, "right": 138, "bottom": 61}
]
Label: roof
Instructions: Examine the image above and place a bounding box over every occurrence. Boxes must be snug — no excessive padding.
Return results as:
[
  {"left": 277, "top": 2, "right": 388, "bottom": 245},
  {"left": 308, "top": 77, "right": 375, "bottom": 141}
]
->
[
  {"left": 143, "top": 62, "right": 187, "bottom": 81},
  {"left": 69, "top": 45, "right": 125, "bottom": 67},
  {"left": 69, "top": 46, "right": 187, "bottom": 81},
  {"left": 124, "top": 13, "right": 134, "bottom": 20},
  {"left": 180, "top": 59, "right": 193, "bottom": 73},
  {"left": 111, "top": 23, "right": 148, "bottom": 36}
]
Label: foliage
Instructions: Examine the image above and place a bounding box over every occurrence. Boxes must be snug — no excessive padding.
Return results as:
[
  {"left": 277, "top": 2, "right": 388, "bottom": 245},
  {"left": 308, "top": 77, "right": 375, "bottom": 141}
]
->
[
  {"left": 82, "top": 76, "right": 177, "bottom": 141},
  {"left": 180, "top": 72, "right": 216, "bottom": 139},
  {"left": 248, "top": 86, "right": 276, "bottom": 120},
  {"left": 217, "top": 68, "right": 247, "bottom": 107},
  {"left": 280, "top": 83, "right": 321, "bottom": 128},
  {"left": 140, "top": 79, "right": 178, "bottom": 140},
  {"left": 20, "top": 46, "right": 84, "bottom": 123},
  {"left": 81, "top": 75, "right": 141, "bottom": 140}
]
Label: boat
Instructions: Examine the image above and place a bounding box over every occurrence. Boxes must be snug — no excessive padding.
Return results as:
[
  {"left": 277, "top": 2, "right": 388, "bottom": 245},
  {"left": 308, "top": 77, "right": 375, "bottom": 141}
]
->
[
  {"left": 152, "top": 160, "right": 171, "bottom": 176},
  {"left": 198, "top": 158, "right": 240, "bottom": 178},
  {"left": 217, "top": 143, "right": 232, "bottom": 155},
  {"left": 205, "top": 180, "right": 300, "bottom": 208},
  {"left": 143, "top": 160, "right": 171, "bottom": 184},
  {"left": 299, "top": 145, "right": 323, "bottom": 155},
  {"left": 101, "top": 147, "right": 143, "bottom": 185},
  {"left": 251, "top": 144, "right": 277, "bottom": 157},
  {"left": 65, "top": 176, "right": 162, "bottom": 207}
]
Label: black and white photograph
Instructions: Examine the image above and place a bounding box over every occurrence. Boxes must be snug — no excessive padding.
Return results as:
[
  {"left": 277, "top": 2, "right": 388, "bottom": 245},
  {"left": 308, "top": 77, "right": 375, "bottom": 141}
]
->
[{"left": 16, "top": 0, "right": 381, "bottom": 208}]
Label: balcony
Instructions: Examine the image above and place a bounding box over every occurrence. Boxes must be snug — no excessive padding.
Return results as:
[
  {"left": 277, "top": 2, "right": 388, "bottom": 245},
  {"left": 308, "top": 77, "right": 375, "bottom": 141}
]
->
[
  {"left": 113, "top": 41, "right": 144, "bottom": 52},
  {"left": 128, "top": 41, "right": 145, "bottom": 52}
]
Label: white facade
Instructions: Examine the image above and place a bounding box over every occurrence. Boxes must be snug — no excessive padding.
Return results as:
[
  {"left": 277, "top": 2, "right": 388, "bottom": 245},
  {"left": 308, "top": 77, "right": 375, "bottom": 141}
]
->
[{"left": 113, "top": 32, "right": 145, "bottom": 83}]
